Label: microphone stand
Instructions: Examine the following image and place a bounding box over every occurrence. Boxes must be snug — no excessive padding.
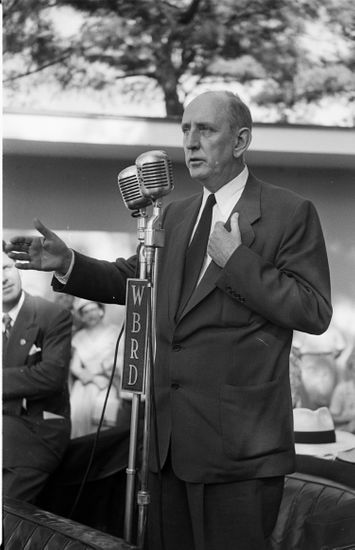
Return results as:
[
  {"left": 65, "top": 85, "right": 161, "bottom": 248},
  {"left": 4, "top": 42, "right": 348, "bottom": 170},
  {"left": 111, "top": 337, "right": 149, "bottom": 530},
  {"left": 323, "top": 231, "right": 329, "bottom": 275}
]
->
[
  {"left": 136, "top": 200, "right": 164, "bottom": 549},
  {"left": 124, "top": 209, "right": 148, "bottom": 545}
]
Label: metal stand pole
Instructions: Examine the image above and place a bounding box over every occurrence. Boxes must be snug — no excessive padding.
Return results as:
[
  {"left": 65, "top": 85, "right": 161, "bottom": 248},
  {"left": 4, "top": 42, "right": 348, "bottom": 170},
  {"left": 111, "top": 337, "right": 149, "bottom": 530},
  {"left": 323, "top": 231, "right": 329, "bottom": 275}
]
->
[
  {"left": 124, "top": 215, "right": 147, "bottom": 545},
  {"left": 136, "top": 203, "right": 164, "bottom": 549}
]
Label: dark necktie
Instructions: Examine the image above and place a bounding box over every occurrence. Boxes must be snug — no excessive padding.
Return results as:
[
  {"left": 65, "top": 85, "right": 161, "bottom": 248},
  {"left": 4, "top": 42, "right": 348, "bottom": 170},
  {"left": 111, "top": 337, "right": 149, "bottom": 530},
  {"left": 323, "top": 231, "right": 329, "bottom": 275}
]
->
[
  {"left": 177, "top": 193, "right": 216, "bottom": 318},
  {"left": 3, "top": 313, "right": 12, "bottom": 341}
]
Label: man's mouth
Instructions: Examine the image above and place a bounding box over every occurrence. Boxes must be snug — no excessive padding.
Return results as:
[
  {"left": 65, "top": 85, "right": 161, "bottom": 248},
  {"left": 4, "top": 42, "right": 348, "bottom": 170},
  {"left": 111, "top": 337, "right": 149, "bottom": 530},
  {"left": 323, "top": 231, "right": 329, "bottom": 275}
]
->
[{"left": 3, "top": 285, "right": 14, "bottom": 294}]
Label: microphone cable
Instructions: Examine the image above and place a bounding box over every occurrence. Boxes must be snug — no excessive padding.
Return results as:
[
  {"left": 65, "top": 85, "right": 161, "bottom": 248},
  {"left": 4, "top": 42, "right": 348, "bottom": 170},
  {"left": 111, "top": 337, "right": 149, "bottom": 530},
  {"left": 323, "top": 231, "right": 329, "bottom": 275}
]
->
[{"left": 68, "top": 320, "right": 125, "bottom": 519}]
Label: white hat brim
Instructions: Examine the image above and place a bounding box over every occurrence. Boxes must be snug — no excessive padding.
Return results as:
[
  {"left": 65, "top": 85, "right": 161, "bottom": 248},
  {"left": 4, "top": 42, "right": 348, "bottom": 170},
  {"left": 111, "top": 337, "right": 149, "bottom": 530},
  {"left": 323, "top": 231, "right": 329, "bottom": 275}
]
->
[
  {"left": 295, "top": 429, "right": 355, "bottom": 458},
  {"left": 337, "top": 448, "right": 355, "bottom": 463}
]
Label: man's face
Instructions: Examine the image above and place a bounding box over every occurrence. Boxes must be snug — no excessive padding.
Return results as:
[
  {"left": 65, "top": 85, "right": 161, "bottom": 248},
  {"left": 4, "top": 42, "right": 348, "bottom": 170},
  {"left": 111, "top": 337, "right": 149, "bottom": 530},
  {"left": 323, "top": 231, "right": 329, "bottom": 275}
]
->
[
  {"left": 181, "top": 93, "right": 239, "bottom": 192},
  {"left": 2, "top": 252, "right": 22, "bottom": 310}
]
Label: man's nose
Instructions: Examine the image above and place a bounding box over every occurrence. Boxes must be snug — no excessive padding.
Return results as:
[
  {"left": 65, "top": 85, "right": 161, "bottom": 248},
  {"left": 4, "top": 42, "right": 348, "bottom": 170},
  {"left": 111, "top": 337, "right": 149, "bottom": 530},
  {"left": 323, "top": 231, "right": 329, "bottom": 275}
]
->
[{"left": 185, "top": 128, "right": 200, "bottom": 149}]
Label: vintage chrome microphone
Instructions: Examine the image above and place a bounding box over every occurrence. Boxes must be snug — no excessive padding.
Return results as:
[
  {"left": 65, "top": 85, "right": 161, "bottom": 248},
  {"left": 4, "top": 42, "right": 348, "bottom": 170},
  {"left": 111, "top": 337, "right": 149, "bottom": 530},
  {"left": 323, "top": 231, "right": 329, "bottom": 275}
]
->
[
  {"left": 119, "top": 152, "right": 174, "bottom": 547},
  {"left": 118, "top": 165, "right": 150, "bottom": 546},
  {"left": 117, "top": 165, "right": 151, "bottom": 247},
  {"left": 118, "top": 164, "right": 152, "bottom": 211},
  {"left": 135, "top": 149, "right": 174, "bottom": 201},
  {"left": 135, "top": 150, "right": 174, "bottom": 277},
  {"left": 135, "top": 150, "right": 174, "bottom": 548}
]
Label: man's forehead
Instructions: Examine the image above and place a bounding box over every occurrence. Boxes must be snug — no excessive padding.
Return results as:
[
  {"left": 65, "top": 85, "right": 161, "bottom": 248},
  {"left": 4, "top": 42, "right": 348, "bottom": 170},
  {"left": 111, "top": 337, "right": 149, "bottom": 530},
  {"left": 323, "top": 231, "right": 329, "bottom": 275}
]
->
[{"left": 182, "top": 95, "right": 227, "bottom": 125}]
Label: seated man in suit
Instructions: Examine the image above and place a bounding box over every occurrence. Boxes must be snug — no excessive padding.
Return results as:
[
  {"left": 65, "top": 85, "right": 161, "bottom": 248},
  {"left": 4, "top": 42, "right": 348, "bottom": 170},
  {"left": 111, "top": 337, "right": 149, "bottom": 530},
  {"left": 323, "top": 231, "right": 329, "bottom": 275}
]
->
[{"left": 2, "top": 250, "right": 72, "bottom": 502}]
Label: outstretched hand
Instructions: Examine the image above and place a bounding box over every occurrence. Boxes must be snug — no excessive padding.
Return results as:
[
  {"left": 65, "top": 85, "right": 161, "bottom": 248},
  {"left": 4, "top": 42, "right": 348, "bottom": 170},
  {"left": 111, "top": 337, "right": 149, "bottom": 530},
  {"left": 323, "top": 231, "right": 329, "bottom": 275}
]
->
[
  {"left": 207, "top": 212, "right": 242, "bottom": 268},
  {"left": 4, "top": 218, "right": 73, "bottom": 275}
]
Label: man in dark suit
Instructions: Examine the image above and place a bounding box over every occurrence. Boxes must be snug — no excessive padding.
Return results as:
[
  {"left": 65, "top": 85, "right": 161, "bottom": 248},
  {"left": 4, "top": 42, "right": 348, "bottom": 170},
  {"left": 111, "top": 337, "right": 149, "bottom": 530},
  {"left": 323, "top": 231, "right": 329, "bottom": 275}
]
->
[
  {"left": 2, "top": 251, "right": 72, "bottom": 502},
  {"left": 5, "top": 91, "right": 332, "bottom": 549}
]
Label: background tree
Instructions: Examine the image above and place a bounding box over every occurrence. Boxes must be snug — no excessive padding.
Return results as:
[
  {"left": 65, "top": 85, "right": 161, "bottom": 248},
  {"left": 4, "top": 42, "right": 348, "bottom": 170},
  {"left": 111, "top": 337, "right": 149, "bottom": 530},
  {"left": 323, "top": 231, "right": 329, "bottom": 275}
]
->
[{"left": 3, "top": 0, "right": 355, "bottom": 123}]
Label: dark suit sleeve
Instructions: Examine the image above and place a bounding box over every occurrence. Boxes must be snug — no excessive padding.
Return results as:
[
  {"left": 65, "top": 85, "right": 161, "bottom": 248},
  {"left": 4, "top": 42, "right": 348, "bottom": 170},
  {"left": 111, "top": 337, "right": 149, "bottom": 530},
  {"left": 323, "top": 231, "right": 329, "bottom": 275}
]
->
[
  {"left": 217, "top": 199, "right": 332, "bottom": 334},
  {"left": 52, "top": 251, "right": 137, "bottom": 304},
  {"left": 3, "top": 308, "right": 72, "bottom": 400}
]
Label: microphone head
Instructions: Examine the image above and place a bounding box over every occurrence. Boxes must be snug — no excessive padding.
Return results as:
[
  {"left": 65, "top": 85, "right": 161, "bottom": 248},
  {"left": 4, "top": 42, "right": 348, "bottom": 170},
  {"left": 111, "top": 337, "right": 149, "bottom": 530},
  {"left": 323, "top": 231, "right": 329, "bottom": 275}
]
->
[
  {"left": 135, "top": 150, "right": 174, "bottom": 200},
  {"left": 117, "top": 165, "right": 151, "bottom": 210}
]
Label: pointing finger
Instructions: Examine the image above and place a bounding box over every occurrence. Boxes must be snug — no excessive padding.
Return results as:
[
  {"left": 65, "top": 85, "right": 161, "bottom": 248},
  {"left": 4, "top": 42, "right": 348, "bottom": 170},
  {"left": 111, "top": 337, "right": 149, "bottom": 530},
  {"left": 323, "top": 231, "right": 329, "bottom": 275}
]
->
[
  {"left": 230, "top": 212, "right": 240, "bottom": 233},
  {"left": 33, "top": 218, "right": 54, "bottom": 239}
]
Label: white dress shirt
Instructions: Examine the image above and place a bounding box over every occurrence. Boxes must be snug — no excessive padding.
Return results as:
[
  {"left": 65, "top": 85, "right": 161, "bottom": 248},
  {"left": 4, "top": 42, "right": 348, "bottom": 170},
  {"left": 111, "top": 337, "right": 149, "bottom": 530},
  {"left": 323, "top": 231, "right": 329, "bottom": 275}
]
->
[
  {"left": 2, "top": 291, "right": 25, "bottom": 333},
  {"left": 3, "top": 291, "right": 27, "bottom": 409},
  {"left": 193, "top": 166, "right": 248, "bottom": 283}
]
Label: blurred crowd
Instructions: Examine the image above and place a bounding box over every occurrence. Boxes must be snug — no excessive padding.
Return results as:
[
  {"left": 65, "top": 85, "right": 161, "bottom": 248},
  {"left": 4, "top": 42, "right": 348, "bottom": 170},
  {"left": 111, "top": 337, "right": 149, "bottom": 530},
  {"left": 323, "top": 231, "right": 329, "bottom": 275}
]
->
[
  {"left": 290, "top": 322, "right": 355, "bottom": 433},
  {"left": 53, "top": 293, "right": 125, "bottom": 439}
]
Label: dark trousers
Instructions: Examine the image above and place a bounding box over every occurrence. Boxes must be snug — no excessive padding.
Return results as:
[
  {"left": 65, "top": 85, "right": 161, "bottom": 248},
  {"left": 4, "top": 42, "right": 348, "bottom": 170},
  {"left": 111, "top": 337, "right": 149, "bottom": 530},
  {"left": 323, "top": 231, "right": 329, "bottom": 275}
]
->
[{"left": 147, "top": 456, "right": 284, "bottom": 550}]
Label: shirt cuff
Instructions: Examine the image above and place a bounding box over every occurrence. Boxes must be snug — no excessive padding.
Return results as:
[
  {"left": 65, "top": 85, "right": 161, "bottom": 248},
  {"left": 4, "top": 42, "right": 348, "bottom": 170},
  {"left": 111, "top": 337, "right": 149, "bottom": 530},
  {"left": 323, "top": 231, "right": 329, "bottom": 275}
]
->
[{"left": 54, "top": 249, "right": 75, "bottom": 285}]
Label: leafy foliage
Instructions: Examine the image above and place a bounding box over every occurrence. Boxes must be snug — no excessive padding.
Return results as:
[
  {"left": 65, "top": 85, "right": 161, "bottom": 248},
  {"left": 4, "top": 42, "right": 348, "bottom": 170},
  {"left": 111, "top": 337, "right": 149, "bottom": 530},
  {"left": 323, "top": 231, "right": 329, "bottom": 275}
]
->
[{"left": 3, "top": 0, "right": 355, "bottom": 123}]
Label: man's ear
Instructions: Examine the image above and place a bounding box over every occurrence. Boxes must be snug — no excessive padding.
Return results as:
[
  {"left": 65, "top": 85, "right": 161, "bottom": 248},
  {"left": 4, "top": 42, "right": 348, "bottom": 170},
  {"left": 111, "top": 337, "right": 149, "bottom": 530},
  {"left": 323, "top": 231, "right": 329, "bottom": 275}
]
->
[{"left": 233, "top": 127, "right": 252, "bottom": 158}]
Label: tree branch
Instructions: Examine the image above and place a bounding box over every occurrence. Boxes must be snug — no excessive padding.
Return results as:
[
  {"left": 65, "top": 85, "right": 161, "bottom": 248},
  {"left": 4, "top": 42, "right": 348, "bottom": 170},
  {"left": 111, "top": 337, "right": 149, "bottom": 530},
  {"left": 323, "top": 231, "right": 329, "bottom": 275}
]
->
[
  {"left": 114, "top": 70, "right": 157, "bottom": 81},
  {"left": 3, "top": 51, "right": 73, "bottom": 83},
  {"left": 178, "top": 0, "right": 203, "bottom": 24},
  {"left": 161, "top": 0, "right": 202, "bottom": 25}
]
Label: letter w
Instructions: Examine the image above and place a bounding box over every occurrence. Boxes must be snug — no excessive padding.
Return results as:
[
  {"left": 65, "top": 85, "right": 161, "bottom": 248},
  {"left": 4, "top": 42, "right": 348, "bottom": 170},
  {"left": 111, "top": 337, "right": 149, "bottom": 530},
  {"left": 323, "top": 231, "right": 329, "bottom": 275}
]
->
[{"left": 132, "top": 284, "right": 145, "bottom": 306}]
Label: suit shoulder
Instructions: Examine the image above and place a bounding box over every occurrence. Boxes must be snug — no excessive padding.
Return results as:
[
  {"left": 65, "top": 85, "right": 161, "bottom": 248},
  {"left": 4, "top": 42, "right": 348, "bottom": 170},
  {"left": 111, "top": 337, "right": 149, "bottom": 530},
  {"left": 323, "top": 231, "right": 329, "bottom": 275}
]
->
[
  {"left": 161, "top": 193, "right": 201, "bottom": 229},
  {"left": 164, "top": 192, "right": 201, "bottom": 214},
  {"left": 256, "top": 176, "right": 314, "bottom": 209}
]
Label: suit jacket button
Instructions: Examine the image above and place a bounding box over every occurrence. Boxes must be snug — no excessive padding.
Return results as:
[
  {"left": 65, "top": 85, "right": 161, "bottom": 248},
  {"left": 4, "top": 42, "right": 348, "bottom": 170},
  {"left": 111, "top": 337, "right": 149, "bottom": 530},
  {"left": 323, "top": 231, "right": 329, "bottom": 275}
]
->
[
  {"left": 172, "top": 344, "right": 182, "bottom": 351},
  {"left": 171, "top": 383, "right": 180, "bottom": 390}
]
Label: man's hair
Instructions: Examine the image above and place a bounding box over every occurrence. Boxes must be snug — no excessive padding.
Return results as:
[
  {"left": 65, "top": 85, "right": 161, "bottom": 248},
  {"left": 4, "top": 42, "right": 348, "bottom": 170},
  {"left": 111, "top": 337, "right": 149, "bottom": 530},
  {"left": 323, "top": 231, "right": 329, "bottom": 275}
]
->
[{"left": 224, "top": 91, "right": 253, "bottom": 132}]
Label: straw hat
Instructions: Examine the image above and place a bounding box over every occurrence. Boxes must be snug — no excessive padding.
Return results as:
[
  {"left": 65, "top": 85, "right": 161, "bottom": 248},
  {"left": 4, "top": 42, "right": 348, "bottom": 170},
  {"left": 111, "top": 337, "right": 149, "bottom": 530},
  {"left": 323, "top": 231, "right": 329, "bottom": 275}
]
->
[{"left": 293, "top": 407, "right": 355, "bottom": 459}]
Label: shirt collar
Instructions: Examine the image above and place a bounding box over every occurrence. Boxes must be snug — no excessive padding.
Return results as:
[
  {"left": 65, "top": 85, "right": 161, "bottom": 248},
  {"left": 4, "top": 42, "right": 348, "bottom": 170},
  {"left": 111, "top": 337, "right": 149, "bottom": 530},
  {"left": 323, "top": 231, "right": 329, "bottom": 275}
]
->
[
  {"left": 6, "top": 291, "right": 25, "bottom": 324},
  {"left": 203, "top": 166, "right": 249, "bottom": 218}
]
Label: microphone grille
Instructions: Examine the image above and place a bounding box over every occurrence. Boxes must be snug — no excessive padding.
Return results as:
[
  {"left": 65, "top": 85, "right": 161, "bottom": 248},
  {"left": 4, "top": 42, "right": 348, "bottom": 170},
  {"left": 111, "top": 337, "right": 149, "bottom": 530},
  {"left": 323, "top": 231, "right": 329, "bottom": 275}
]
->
[
  {"left": 117, "top": 166, "right": 150, "bottom": 210},
  {"left": 136, "top": 150, "right": 174, "bottom": 199}
]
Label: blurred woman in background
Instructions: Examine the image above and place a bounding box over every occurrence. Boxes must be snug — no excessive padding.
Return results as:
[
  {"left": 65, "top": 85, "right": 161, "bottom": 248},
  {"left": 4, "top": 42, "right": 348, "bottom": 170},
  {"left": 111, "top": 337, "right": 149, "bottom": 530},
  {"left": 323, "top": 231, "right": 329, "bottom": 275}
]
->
[{"left": 69, "top": 299, "right": 121, "bottom": 438}]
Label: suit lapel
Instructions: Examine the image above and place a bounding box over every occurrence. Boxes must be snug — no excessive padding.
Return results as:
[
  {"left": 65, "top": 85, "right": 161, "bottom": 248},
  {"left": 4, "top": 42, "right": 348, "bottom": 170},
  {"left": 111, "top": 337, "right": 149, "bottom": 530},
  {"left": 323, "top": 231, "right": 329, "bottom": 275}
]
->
[
  {"left": 5, "top": 293, "right": 39, "bottom": 367},
  {"left": 226, "top": 172, "right": 261, "bottom": 245},
  {"left": 178, "top": 173, "right": 262, "bottom": 321}
]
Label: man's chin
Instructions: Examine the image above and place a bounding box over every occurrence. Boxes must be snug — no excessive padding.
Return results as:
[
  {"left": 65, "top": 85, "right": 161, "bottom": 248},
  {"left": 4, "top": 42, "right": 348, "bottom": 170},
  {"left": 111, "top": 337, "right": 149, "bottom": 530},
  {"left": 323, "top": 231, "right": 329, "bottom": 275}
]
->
[
  {"left": 3, "top": 291, "right": 21, "bottom": 308},
  {"left": 188, "top": 167, "right": 207, "bottom": 182}
]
